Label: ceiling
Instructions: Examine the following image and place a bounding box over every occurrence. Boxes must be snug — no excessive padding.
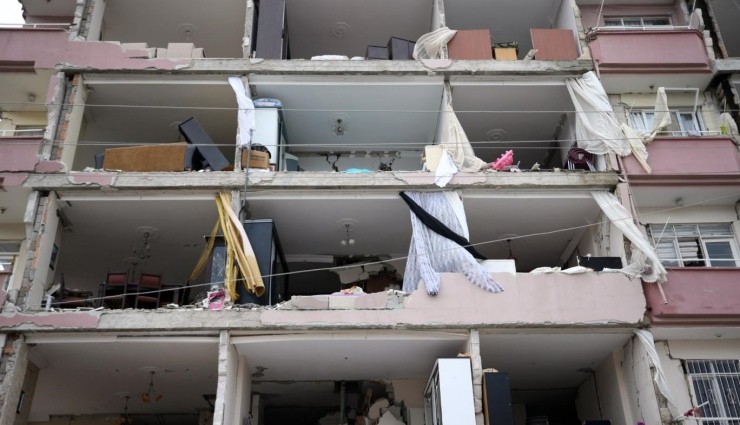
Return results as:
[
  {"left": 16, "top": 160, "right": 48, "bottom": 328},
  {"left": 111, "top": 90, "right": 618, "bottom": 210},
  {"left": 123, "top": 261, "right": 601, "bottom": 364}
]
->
[
  {"left": 444, "top": 0, "right": 564, "bottom": 56},
  {"left": 53, "top": 189, "right": 602, "bottom": 295},
  {"left": 20, "top": 0, "right": 76, "bottom": 17},
  {"left": 710, "top": 0, "right": 740, "bottom": 57},
  {"left": 629, "top": 186, "right": 740, "bottom": 209},
  {"left": 283, "top": 0, "right": 433, "bottom": 59},
  {"left": 450, "top": 80, "right": 574, "bottom": 167},
  {"left": 100, "top": 0, "right": 246, "bottom": 58},
  {"left": 27, "top": 337, "right": 219, "bottom": 422},
  {"left": 0, "top": 71, "right": 53, "bottom": 113},
  {"left": 0, "top": 186, "right": 31, "bottom": 224},
  {"left": 24, "top": 330, "right": 630, "bottom": 420}
]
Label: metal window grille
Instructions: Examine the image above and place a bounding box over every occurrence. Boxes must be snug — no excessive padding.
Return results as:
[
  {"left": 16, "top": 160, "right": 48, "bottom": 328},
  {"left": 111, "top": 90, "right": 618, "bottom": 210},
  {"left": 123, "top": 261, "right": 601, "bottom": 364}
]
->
[
  {"left": 604, "top": 16, "right": 672, "bottom": 28},
  {"left": 648, "top": 224, "right": 739, "bottom": 268},
  {"left": 628, "top": 109, "right": 706, "bottom": 136},
  {"left": 686, "top": 360, "right": 740, "bottom": 425}
]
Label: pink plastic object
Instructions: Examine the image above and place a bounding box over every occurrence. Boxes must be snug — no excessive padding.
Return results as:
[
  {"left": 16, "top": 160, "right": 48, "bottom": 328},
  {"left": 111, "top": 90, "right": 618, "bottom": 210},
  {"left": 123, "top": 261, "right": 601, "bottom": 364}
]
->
[
  {"left": 490, "top": 150, "right": 514, "bottom": 170},
  {"left": 207, "top": 289, "right": 225, "bottom": 311}
]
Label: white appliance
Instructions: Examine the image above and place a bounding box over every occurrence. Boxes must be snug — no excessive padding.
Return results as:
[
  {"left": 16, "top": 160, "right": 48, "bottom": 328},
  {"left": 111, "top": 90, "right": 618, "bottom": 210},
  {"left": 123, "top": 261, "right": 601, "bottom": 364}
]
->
[
  {"left": 253, "top": 100, "right": 288, "bottom": 170},
  {"left": 424, "top": 358, "right": 476, "bottom": 425}
]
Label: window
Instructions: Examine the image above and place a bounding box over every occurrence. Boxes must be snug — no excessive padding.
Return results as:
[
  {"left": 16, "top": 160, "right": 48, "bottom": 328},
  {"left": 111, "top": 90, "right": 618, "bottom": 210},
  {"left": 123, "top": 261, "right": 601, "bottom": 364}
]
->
[
  {"left": 629, "top": 109, "right": 705, "bottom": 136},
  {"left": 686, "top": 360, "right": 740, "bottom": 425},
  {"left": 648, "top": 223, "right": 739, "bottom": 267},
  {"left": 0, "top": 241, "right": 21, "bottom": 292},
  {"left": 604, "top": 16, "right": 672, "bottom": 28}
]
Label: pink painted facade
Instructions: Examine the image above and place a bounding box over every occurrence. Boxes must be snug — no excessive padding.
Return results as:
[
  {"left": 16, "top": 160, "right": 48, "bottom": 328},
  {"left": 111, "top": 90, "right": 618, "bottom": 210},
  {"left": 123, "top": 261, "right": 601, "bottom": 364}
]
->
[
  {"left": 643, "top": 268, "right": 740, "bottom": 325},
  {"left": 0, "top": 137, "right": 43, "bottom": 172},
  {"left": 621, "top": 136, "right": 740, "bottom": 178},
  {"left": 263, "top": 272, "right": 647, "bottom": 328},
  {"left": 588, "top": 29, "right": 711, "bottom": 75}
]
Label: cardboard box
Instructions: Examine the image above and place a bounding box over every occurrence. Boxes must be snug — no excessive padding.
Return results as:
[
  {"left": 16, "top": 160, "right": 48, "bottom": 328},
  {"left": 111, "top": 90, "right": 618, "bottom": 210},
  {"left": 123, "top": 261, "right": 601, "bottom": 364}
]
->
[
  {"left": 102, "top": 143, "right": 192, "bottom": 171},
  {"left": 448, "top": 29, "right": 493, "bottom": 60},
  {"left": 242, "top": 149, "right": 270, "bottom": 169},
  {"left": 387, "top": 37, "right": 416, "bottom": 60},
  {"left": 494, "top": 47, "right": 518, "bottom": 60},
  {"left": 366, "top": 45, "right": 389, "bottom": 60}
]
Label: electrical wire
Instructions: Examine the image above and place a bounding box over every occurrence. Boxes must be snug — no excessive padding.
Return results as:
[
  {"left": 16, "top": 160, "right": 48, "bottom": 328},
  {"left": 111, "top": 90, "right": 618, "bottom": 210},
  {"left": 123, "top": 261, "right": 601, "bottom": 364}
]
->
[{"left": 48, "top": 191, "right": 740, "bottom": 307}]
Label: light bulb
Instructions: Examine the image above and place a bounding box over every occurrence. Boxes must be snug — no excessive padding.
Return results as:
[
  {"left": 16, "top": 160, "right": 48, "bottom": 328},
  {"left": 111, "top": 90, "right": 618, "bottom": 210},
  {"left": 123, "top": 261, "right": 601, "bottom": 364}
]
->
[
  {"left": 340, "top": 239, "right": 347, "bottom": 246},
  {"left": 348, "top": 239, "right": 356, "bottom": 246}
]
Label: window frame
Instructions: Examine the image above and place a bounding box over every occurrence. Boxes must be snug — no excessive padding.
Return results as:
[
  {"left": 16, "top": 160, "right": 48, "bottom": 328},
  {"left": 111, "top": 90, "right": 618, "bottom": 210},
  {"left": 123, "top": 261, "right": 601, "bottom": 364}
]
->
[
  {"left": 648, "top": 223, "right": 740, "bottom": 268},
  {"left": 603, "top": 16, "right": 673, "bottom": 28},
  {"left": 628, "top": 109, "right": 706, "bottom": 137},
  {"left": 685, "top": 359, "right": 740, "bottom": 425}
]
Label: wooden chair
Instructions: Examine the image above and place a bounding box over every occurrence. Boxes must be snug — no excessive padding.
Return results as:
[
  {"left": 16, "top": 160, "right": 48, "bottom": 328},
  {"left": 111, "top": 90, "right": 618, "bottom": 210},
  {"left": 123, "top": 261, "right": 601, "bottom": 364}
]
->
[
  {"left": 51, "top": 274, "right": 92, "bottom": 308},
  {"left": 134, "top": 273, "right": 162, "bottom": 309},
  {"left": 100, "top": 272, "right": 130, "bottom": 309}
]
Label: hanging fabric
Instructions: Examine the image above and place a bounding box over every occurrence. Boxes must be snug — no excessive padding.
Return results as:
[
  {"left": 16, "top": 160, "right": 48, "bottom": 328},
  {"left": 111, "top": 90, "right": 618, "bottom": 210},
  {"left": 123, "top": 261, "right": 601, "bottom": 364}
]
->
[
  {"left": 402, "top": 191, "right": 503, "bottom": 295},
  {"left": 413, "top": 27, "right": 458, "bottom": 60},
  {"left": 440, "top": 102, "right": 488, "bottom": 172},
  {"left": 228, "top": 76, "right": 256, "bottom": 148},
  {"left": 619, "top": 88, "right": 672, "bottom": 173},
  {"left": 719, "top": 112, "right": 740, "bottom": 145},
  {"left": 400, "top": 192, "right": 486, "bottom": 260},
  {"left": 591, "top": 191, "right": 667, "bottom": 283},
  {"left": 634, "top": 330, "right": 681, "bottom": 418}
]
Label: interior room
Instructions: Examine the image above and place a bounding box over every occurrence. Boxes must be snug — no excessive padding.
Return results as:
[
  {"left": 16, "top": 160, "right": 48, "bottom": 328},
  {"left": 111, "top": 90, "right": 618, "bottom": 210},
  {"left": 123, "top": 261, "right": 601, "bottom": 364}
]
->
[
  {"left": 479, "top": 331, "right": 635, "bottom": 425},
  {"left": 449, "top": 79, "right": 579, "bottom": 169},
  {"left": 91, "top": 0, "right": 246, "bottom": 59},
  {"left": 25, "top": 336, "right": 219, "bottom": 425},
  {"left": 252, "top": 0, "right": 435, "bottom": 59},
  {"left": 232, "top": 331, "right": 469, "bottom": 425},
  {"left": 443, "top": 0, "right": 579, "bottom": 60},
  {"left": 0, "top": 70, "right": 52, "bottom": 136},
  {"left": 709, "top": 0, "right": 740, "bottom": 58},
  {"left": 46, "top": 188, "right": 605, "bottom": 307},
  {"left": 50, "top": 193, "right": 220, "bottom": 307},
  {"left": 72, "top": 76, "right": 238, "bottom": 172},
  {"left": 248, "top": 75, "right": 445, "bottom": 172}
]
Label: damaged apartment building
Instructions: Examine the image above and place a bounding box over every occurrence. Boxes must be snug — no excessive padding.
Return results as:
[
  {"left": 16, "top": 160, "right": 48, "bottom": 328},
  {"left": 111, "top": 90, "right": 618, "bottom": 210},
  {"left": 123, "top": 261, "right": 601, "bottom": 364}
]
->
[{"left": 1, "top": 0, "right": 740, "bottom": 424}]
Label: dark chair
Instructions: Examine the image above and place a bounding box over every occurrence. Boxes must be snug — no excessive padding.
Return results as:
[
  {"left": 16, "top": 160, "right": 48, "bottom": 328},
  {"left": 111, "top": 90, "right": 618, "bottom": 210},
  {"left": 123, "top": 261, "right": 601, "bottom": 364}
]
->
[
  {"left": 134, "top": 273, "right": 162, "bottom": 309},
  {"left": 178, "top": 117, "right": 231, "bottom": 171},
  {"left": 565, "top": 147, "right": 595, "bottom": 171},
  {"left": 51, "top": 274, "right": 92, "bottom": 308},
  {"left": 100, "top": 272, "right": 131, "bottom": 309}
]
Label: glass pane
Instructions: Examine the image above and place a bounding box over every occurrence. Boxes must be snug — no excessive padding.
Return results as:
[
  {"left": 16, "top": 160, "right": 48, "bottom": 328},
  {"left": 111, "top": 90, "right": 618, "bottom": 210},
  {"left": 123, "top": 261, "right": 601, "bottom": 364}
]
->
[
  {"left": 643, "top": 17, "right": 671, "bottom": 26},
  {"left": 623, "top": 18, "right": 642, "bottom": 26},
  {"left": 706, "top": 242, "right": 737, "bottom": 267},
  {"left": 699, "top": 224, "right": 733, "bottom": 237},
  {"left": 679, "top": 239, "right": 706, "bottom": 266},
  {"left": 679, "top": 112, "right": 700, "bottom": 133},
  {"left": 650, "top": 224, "right": 675, "bottom": 239},
  {"left": 604, "top": 18, "right": 622, "bottom": 26},
  {"left": 675, "top": 224, "right": 700, "bottom": 237},
  {"left": 656, "top": 241, "right": 680, "bottom": 266},
  {"left": 630, "top": 112, "right": 648, "bottom": 131}
]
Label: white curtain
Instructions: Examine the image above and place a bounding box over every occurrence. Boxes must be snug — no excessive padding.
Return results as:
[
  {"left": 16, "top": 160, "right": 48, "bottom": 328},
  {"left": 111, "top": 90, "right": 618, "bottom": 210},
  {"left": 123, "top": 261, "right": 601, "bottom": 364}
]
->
[
  {"left": 591, "top": 191, "right": 667, "bottom": 283},
  {"left": 634, "top": 330, "right": 681, "bottom": 418},
  {"left": 228, "top": 76, "right": 256, "bottom": 148},
  {"left": 620, "top": 88, "right": 671, "bottom": 173},
  {"left": 566, "top": 72, "right": 631, "bottom": 156},
  {"left": 403, "top": 192, "right": 503, "bottom": 295},
  {"left": 720, "top": 112, "right": 740, "bottom": 145},
  {"left": 413, "top": 27, "right": 458, "bottom": 60},
  {"left": 440, "top": 102, "right": 488, "bottom": 172}
]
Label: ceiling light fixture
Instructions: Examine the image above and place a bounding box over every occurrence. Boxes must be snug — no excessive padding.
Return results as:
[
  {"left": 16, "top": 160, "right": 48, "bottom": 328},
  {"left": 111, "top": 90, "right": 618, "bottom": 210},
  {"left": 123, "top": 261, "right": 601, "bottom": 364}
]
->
[
  {"left": 133, "top": 226, "right": 158, "bottom": 260},
  {"left": 115, "top": 394, "right": 132, "bottom": 425},
  {"left": 337, "top": 219, "right": 358, "bottom": 247}
]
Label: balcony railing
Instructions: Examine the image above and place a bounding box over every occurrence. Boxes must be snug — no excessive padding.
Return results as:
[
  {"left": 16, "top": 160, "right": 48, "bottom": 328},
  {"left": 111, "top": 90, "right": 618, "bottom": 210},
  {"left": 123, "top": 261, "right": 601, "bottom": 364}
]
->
[{"left": 621, "top": 136, "right": 740, "bottom": 177}]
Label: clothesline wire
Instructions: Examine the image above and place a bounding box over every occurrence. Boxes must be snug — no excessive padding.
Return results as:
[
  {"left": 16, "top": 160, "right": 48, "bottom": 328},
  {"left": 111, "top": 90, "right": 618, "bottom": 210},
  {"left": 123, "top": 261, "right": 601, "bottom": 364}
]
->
[
  {"left": 50, "top": 191, "right": 740, "bottom": 307},
  {"left": 2, "top": 100, "right": 739, "bottom": 114},
  {"left": 0, "top": 134, "right": 733, "bottom": 148}
]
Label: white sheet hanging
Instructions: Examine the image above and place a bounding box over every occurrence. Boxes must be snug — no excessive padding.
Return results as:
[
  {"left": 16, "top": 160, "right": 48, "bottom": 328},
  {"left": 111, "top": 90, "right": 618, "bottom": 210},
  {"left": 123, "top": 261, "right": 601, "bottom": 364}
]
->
[
  {"left": 634, "top": 330, "right": 681, "bottom": 418},
  {"left": 413, "top": 27, "right": 458, "bottom": 60},
  {"left": 591, "top": 191, "right": 667, "bottom": 283},
  {"left": 228, "top": 76, "right": 256, "bottom": 148},
  {"left": 720, "top": 112, "right": 740, "bottom": 145},
  {"left": 440, "top": 103, "right": 488, "bottom": 172},
  {"left": 434, "top": 149, "right": 458, "bottom": 188},
  {"left": 566, "top": 72, "right": 631, "bottom": 156},
  {"left": 403, "top": 192, "right": 502, "bottom": 295}
]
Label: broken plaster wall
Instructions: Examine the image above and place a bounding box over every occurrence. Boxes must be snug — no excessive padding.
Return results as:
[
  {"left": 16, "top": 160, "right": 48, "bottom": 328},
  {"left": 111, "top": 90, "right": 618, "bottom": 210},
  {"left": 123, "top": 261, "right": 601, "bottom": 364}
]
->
[
  {"left": 568, "top": 0, "right": 591, "bottom": 60},
  {"left": 41, "top": 73, "right": 68, "bottom": 163},
  {"left": 466, "top": 330, "right": 484, "bottom": 425},
  {"left": 56, "top": 75, "right": 86, "bottom": 169},
  {"left": 213, "top": 331, "right": 236, "bottom": 425},
  {"left": 0, "top": 335, "right": 29, "bottom": 425},
  {"left": 243, "top": 1, "right": 255, "bottom": 58},
  {"left": 67, "top": 0, "right": 88, "bottom": 41}
]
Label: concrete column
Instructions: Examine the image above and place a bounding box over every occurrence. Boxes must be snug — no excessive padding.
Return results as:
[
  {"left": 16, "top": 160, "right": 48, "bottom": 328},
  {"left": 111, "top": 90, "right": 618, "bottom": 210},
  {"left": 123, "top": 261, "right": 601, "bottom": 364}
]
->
[
  {"left": 243, "top": 0, "right": 255, "bottom": 58},
  {"left": 0, "top": 335, "right": 29, "bottom": 425},
  {"left": 570, "top": 0, "right": 592, "bottom": 60},
  {"left": 466, "top": 329, "right": 484, "bottom": 425},
  {"left": 41, "top": 73, "right": 67, "bottom": 161},
  {"left": 213, "top": 330, "right": 230, "bottom": 425}
]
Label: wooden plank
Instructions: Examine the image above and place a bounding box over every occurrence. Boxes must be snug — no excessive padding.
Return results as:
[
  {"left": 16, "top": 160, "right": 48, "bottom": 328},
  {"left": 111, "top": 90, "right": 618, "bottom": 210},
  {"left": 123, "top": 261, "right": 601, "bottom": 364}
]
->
[
  {"left": 448, "top": 29, "right": 493, "bottom": 60},
  {"left": 530, "top": 28, "right": 579, "bottom": 60}
]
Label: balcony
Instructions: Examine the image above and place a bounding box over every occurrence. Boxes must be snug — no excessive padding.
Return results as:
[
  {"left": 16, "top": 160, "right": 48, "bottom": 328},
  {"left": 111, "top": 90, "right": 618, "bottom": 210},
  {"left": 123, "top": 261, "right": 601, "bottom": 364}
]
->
[
  {"left": 0, "top": 135, "right": 43, "bottom": 172},
  {"left": 643, "top": 267, "right": 740, "bottom": 325},
  {"left": 621, "top": 136, "right": 740, "bottom": 179},
  {"left": 587, "top": 28, "right": 712, "bottom": 92}
]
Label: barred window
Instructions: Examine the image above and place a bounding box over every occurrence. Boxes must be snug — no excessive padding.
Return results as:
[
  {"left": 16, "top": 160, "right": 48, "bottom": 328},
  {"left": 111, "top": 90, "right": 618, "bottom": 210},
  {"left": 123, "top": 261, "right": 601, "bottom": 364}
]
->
[
  {"left": 604, "top": 16, "right": 672, "bottom": 27},
  {"left": 686, "top": 360, "right": 740, "bottom": 425},
  {"left": 629, "top": 109, "right": 705, "bottom": 137},
  {"left": 648, "top": 224, "right": 739, "bottom": 268}
]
